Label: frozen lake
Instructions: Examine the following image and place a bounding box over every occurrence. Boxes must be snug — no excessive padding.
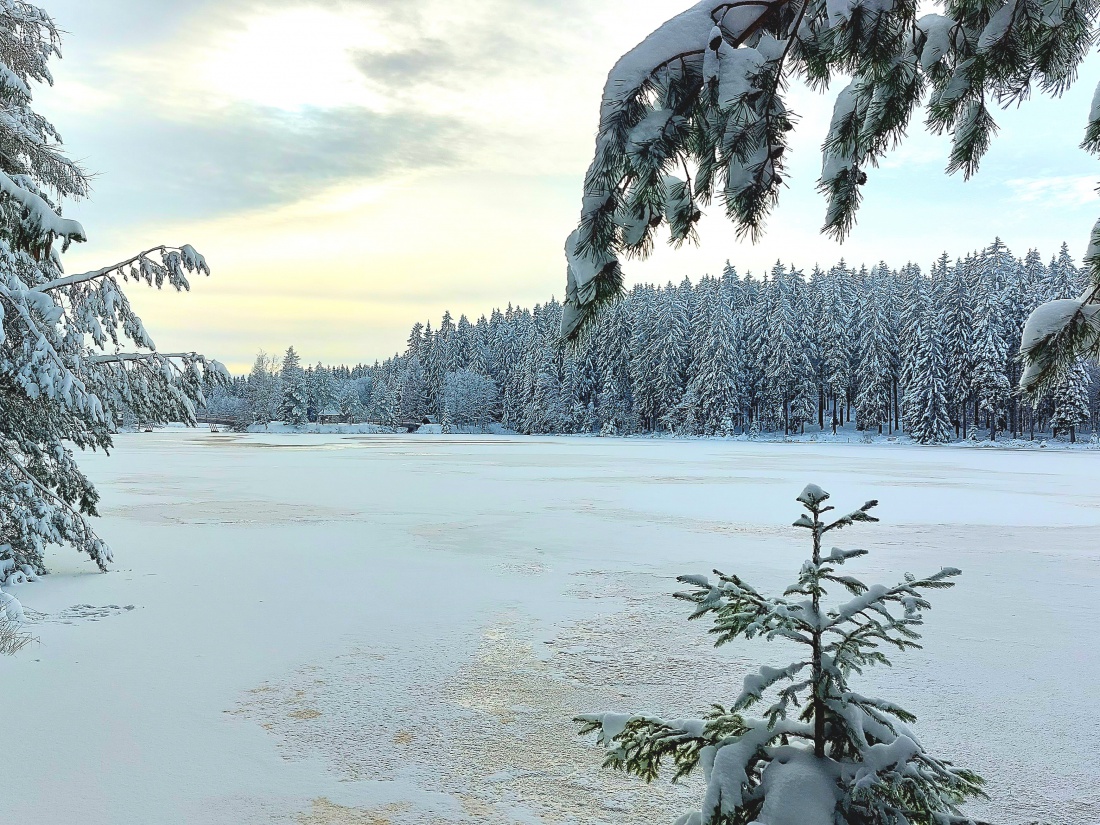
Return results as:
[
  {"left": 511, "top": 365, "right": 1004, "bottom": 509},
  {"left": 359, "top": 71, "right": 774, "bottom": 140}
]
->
[{"left": 5, "top": 432, "right": 1099, "bottom": 824}]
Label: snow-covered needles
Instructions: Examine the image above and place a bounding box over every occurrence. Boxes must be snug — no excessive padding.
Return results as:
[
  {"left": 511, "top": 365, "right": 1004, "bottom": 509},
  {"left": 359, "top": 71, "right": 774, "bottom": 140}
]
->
[
  {"left": 563, "top": 0, "right": 1100, "bottom": 341},
  {"left": 576, "top": 484, "right": 985, "bottom": 824},
  {"left": 1020, "top": 220, "right": 1100, "bottom": 398}
]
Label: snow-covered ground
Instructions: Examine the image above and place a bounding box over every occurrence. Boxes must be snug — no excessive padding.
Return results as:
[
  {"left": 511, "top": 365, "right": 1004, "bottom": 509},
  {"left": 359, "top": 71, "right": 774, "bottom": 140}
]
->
[{"left": 5, "top": 432, "right": 1098, "bottom": 825}]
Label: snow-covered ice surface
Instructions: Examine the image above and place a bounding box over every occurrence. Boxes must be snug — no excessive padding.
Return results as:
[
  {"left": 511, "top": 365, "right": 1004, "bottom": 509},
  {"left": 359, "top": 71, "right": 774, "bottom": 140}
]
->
[{"left": 5, "top": 432, "right": 1099, "bottom": 824}]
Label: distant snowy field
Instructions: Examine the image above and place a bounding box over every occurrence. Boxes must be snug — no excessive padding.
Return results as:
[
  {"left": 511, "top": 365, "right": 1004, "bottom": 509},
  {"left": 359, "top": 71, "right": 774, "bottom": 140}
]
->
[{"left": 6, "top": 431, "right": 1098, "bottom": 825}]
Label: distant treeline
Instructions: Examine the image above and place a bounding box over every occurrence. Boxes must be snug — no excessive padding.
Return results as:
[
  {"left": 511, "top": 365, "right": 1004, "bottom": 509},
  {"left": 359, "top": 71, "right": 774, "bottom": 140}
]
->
[{"left": 203, "top": 238, "right": 1098, "bottom": 442}]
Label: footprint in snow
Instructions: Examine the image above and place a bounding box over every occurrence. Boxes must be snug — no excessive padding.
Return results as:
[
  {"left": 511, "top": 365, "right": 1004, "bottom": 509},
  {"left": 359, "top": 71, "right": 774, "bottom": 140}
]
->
[{"left": 23, "top": 604, "right": 136, "bottom": 625}]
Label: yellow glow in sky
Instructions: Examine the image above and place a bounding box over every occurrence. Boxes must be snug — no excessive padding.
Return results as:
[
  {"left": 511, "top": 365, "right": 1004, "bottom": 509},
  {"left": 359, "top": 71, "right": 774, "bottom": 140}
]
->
[{"left": 198, "top": 8, "right": 388, "bottom": 112}]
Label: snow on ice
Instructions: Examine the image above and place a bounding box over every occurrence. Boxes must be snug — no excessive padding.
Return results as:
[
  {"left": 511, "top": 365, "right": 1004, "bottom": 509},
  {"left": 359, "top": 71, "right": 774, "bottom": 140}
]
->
[{"left": 4, "top": 430, "right": 1099, "bottom": 824}]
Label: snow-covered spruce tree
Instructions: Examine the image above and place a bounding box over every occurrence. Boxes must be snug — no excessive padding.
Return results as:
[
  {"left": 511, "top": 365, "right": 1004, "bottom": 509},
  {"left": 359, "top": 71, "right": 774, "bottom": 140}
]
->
[
  {"left": 1049, "top": 358, "right": 1090, "bottom": 442},
  {"left": 577, "top": 485, "right": 985, "bottom": 825},
  {"left": 562, "top": 0, "right": 1100, "bottom": 338},
  {"left": 279, "top": 347, "right": 308, "bottom": 425},
  {"left": 904, "top": 289, "right": 953, "bottom": 444},
  {"left": 855, "top": 272, "right": 893, "bottom": 434},
  {"left": 970, "top": 278, "right": 1010, "bottom": 440},
  {"left": 1, "top": 2, "right": 223, "bottom": 587},
  {"left": 247, "top": 350, "right": 281, "bottom": 426}
]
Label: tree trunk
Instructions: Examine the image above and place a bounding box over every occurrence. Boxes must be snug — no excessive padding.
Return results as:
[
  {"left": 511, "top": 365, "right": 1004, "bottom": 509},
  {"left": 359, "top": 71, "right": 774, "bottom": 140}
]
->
[
  {"left": 893, "top": 380, "right": 900, "bottom": 432},
  {"left": 811, "top": 506, "right": 825, "bottom": 758}
]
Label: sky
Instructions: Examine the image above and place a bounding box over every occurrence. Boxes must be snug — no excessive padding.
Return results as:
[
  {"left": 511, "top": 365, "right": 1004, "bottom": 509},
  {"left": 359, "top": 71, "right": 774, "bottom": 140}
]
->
[{"left": 33, "top": 0, "right": 1100, "bottom": 372}]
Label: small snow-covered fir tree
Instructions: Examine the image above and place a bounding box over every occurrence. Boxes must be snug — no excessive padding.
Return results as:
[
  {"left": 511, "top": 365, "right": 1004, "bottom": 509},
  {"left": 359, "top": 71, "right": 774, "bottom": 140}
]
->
[
  {"left": 578, "top": 485, "right": 985, "bottom": 825},
  {"left": 1, "top": 3, "right": 223, "bottom": 592},
  {"left": 0, "top": 586, "right": 30, "bottom": 654}
]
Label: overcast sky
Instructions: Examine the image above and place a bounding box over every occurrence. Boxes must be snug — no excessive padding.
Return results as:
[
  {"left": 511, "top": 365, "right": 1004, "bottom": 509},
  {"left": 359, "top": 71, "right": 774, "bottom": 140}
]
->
[{"left": 35, "top": 0, "right": 1100, "bottom": 372}]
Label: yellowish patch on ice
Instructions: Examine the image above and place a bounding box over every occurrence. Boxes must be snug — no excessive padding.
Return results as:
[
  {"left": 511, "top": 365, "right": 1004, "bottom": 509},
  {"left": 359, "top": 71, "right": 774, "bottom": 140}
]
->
[{"left": 295, "top": 798, "right": 408, "bottom": 824}]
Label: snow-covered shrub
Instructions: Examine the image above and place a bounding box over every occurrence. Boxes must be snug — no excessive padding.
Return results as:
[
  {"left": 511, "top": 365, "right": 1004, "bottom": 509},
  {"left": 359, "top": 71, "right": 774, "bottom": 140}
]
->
[
  {"left": 0, "top": 586, "right": 31, "bottom": 655},
  {"left": 0, "top": 2, "right": 224, "bottom": 578},
  {"left": 577, "top": 485, "right": 986, "bottom": 825}
]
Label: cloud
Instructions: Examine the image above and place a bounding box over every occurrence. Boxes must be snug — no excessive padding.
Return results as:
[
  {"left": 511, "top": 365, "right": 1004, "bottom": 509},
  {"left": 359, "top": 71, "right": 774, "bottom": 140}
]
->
[
  {"left": 61, "top": 102, "right": 462, "bottom": 226},
  {"left": 41, "top": 0, "right": 624, "bottom": 233},
  {"left": 1005, "top": 175, "right": 1099, "bottom": 207}
]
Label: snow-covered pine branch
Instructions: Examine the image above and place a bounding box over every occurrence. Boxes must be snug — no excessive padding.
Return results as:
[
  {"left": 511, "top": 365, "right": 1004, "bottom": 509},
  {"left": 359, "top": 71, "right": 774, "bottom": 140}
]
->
[
  {"left": 577, "top": 484, "right": 986, "bottom": 825},
  {"left": 33, "top": 244, "right": 208, "bottom": 293},
  {"left": 0, "top": 2, "right": 224, "bottom": 607},
  {"left": 563, "top": 0, "right": 1100, "bottom": 339}
]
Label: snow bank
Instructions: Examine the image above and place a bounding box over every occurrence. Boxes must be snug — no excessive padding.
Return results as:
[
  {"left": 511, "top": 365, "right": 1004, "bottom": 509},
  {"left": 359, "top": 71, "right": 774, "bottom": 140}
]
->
[{"left": 0, "top": 587, "right": 24, "bottom": 623}]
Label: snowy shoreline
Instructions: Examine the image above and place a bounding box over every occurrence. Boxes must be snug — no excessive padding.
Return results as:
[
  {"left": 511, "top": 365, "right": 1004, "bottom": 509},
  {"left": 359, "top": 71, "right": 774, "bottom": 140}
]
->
[{"left": 192, "top": 420, "right": 1100, "bottom": 451}]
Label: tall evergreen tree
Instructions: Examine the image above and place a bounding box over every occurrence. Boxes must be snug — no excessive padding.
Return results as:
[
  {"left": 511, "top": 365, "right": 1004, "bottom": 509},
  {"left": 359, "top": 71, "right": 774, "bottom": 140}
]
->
[
  {"left": 690, "top": 276, "right": 744, "bottom": 433},
  {"left": 1050, "top": 360, "right": 1091, "bottom": 442},
  {"left": 0, "top": 2, "right": 223, "bottom": 588},
  {"left": 941, "top": 261, "right": 975, "bottom": 437},
  {"left": 762, "top": 264, "right": 815, "bottom": 434},
  {"left": 855, "top": 270, "right": 893, "bottom": 434},
  {"left": 904, "top": 290, "right": 953, "bottom": 445},
  {"left": 280, "top": 347, "right": 308, "bottom": 425},
  {"left": 970, "top": 272, "right": 1011, "bottom": 440}
]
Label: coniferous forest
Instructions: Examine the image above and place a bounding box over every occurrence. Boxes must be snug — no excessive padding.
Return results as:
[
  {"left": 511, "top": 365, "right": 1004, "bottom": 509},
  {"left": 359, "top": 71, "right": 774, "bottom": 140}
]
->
[{"left": 208, "top": 239, "right": 1098, "bottom": 443}]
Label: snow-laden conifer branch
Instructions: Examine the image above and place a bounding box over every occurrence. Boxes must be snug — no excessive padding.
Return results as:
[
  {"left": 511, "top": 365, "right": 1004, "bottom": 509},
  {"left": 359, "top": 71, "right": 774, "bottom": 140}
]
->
[
  {"left": 34, "top": 244, "right": 209, "bottom": 293},
  {"left": 578, "top": 484, "right": 986, "bottom": 824},
  {"left": 0, "top": 440, "right": 111, "bottom": 573},
  {"left": 564, "top": 0, "right": 1100, "bottom": 339}
]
